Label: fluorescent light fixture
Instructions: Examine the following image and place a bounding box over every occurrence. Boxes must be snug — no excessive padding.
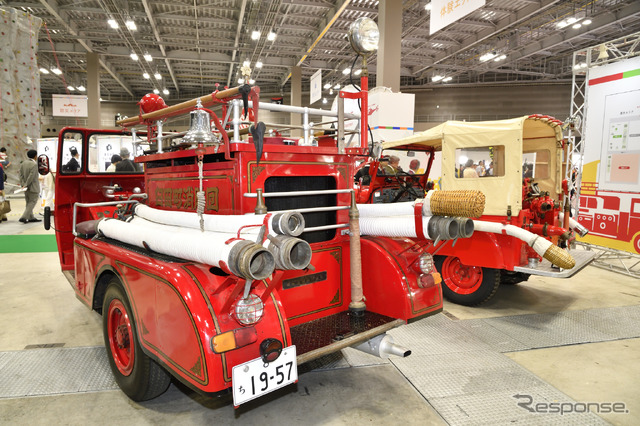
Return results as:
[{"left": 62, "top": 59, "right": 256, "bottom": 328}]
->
[
  {"left": 251, "top": 30, "right": 260, "bottom": 40},
  {"left": 499, "top": 54, "right": 507, "bottom": 60},
  {"left": 479, "top": 52, "right": 497, "bottom": 62},
  {"left": 51, "top": 67, "right": 62, "bottom": 75},
  {"left": 334, "top": 84, "right": 341, "bottom": 89},
  {"left": 77, "top": 85, "right": 86, "bottom": 91},
  {"left": 238, "top": 78, "right": 245, "bottom": 84},
  {"left": 567, "top": 17, "right": 578, "bottom": 24},
  {"left": 130, "top": 52, "right": 138, "bottom": 61},
  {"left": 143, "top": 72, "right": 150, "bottom": 79},
  {"left": 107, "top": 18, "right": 118, "bottom": 29},
  {"left": 342, "top": 68, "right": 350, "bottom": 75},
  {"left": 67, "top": 85, "right": 75, "bottom": 91},
  {"left": 125, "top": 19, "right": 137, "bottom": 31},
  {"left": 39, "top": 68, "right": 49, "bottom": 74},
  {"left": 154, "top": 72, "right": 162, "bottom": 80},
  {"left": 573, "top": 23, "right": 582, "bottom": 29},
  {"left": 583, "top": 19, "right": 592, "bottom": 25},
  {"left": 249, "top": 79, "right": 255, "bottom": 84},
  {"left": 324, "top": 83, "right": 331, "bottom": 89},
  {"left": 354, "top": 69, "right": 362, "bottom": 75},
  {"left": 153, "top": 89, "right": 160, "bottom": 94},
  {"left": 443, "top": 76, "right": 452, "bottom": 82},
  {"left": 432, "top": 75, "right": 444, "bottom": 82},
  {"left": 143, "top": 53, "right": 153, "bottom": 62},
  {"left": 255, "top": 61, "right": 263, "bottom": 68},
  {"left": 162, "top": 88, "right": 169, "bottom": 95},
  {"left": 243, "top": 60, "right": 250, "bottom": 67},
  {"left": 267, "top": 32, "right": 276, "bottom": 41},
  {"left": 557, "top": 21, "right": 568, "bottom": 28}
]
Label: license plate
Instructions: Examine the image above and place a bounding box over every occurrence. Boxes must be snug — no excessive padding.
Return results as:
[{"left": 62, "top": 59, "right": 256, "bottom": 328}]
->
[{"left": 232, "top": 345, "right": 297, "bottom": 406}]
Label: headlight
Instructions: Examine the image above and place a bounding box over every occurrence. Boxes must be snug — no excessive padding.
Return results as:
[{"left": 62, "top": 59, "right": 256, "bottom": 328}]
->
[
  {"left": 234, "top": 294, "right": 264, "bottom": 325},
  {"left": 418, "top": 253, "right": 434, "bottom": 274},
  {"left": 348, "top": 17, "right": 379, "bottom": 55}
]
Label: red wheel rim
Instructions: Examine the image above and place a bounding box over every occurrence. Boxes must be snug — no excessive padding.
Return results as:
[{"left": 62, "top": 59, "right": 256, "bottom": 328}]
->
[
  {"left": 441, "top": 257, "right": 483, "bottom": 295},
  {"left": 107, "top": 299, "right": 135, "bottom": 376}
]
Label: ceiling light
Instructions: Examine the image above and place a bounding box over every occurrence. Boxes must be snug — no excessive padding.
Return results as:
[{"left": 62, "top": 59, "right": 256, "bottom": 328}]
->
[
  {"left": 130, "top": 52, "right": 138, "bottom": 61},
  {"left": 324, "top": 83, "right": 331, "bottom": 89},
  {"left": 322, "top": 98, "right": 327, "bottom": 104},
  {"left": 39, "top": 68, "right": 49, "bottom": 74},
  {"left": 557, "top": 21, "right": 568, "bottom": 28},
  {"left": 154, "top": 72, "right": 162, "bottom": 80},
  {"left": 572, "top": 23, "right": 582, "bottom": 29},
  {"left": 249, "top": 79, "right": 255, "bottom": 84},
  {"left": 243, "top": 60, "right": 250, "bottom": 67},
  {"left": 443, "top": 76, "right": 452, "bottom": 82},
  {"left": 125, "top": 19, "right": 137, "bottom": 31},
  {"left": 153, "top": 88, "right": 160, "bottom": 94},
  {"left": 425, "top": 2, "right": 431, "bottom": 11},
  {"left": 499, "top": 54, "right": 507, "bottom": 60},
  {"left": 342, "top": 68, "right": 350, "bottom": 75},
  {"left": 99, "top": 97, "right": 103, "bottom": 101},
  {"left": 267, "top": 32, "right": 276, "bottom": 41},
  {"left": 479, "top": 52, "right": 497, "bottom": 62},
  {"left": 143, "top": 72, "right": 150, "bottom": 79},
  {"left": 107, "top": 18, "right": 118, "bottom": 29},
  {"left": 566, "top": 17, "right": 578, "bottom": 25},
  {"left": 432, "top": 75, "right": 444, "bottom": 82},
  {"left": 329, "top": 89, "right": 334, "bottom": 95},
  {"left": 77, "top": 85, "right": 86, "bottom": 91},
  {"left": 143, "top": 53, "right": 153, "bottom": 62},
  {"left": 162, "top": 88, "right": 169, "bottom": 95},
  {"left": 238, "top": 78, "right": 245, "bottom": 84},
  {"left": 251, "top": 30, "right": 260, "bottom": 40},
  {"left": 256, "top": 61, "right": 263, "bottom": 68},
  {"left": 354, "top": 69, "right": 362, "bottom": 75},
  {"left": 583, "top": 19, "right": 592, "bottom": 25},
  {"left": 334, "top": 84, "right": 341, "bottom": 89},
  {"left": 67, "top": 85, "right": 75, "bottom": 91},
  {"left": 51, "top": 67, "right": 62, "bottom": 75}
]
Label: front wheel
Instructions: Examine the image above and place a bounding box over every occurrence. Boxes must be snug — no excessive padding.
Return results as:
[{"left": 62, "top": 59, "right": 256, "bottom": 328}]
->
[
  {"left": 435, "top": 256, "right": 500, "bottom": 306},
  {"left": 103, "top": 279, "right": 171, "bottom": 401}
]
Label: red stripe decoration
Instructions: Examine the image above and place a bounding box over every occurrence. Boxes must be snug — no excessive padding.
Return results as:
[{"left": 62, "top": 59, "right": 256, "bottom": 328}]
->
[{"left": 589, "top": 73, "right": 623, "bottom": 86}]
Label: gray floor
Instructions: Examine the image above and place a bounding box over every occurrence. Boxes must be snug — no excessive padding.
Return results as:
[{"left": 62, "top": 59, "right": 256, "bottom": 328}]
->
[{"left": 1, "top": 197, "right": 639, "bottom": 425}]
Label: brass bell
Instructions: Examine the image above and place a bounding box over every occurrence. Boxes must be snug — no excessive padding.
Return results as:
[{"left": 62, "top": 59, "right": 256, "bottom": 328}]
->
[{"left": 182, "top": 100, "right": 219, "bottom": 145}]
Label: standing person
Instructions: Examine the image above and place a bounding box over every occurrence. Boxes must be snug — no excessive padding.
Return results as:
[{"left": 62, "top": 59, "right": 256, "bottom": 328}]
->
[
  {"left": 463, "top": 159, "right": 479, "bottom": 178},
  {"left": 115, "top": 147, "right": 136, "bottom": 172},
  {"left": 19, "top": 149, "right": 41, "bottom": 223},
  {"left": 0, "top": 147, "right": 11, "bottom": 168},
  {"left": 64, "top": 147, "right": 81, "bottom": 172},
  {"left": 0, "top": 163, "right": 8, "bottom": 222},
  {"left": 408, "top": 159, "right": 420, "bottom": 175},
  {"left": 106, "top": 154, "right": 122, "bottom": 172}
]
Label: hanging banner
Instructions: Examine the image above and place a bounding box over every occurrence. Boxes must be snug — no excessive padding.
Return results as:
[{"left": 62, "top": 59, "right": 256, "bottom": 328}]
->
[
  {"left": 310, "top": 69, "right": 322, "bottom": 105},
  {"left": 52, "top": 94, "right": 88, "bottom": 117},
  {"left": 430, "top": 0, "right": 486, "bottom": 35},
  {"left": 577, "top": 55, "right": 640, "bottom": 254}
]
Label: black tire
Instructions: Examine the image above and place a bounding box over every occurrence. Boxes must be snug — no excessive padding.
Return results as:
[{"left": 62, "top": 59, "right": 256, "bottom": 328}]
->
[
  {"left": 500, "top": 271, "right": 530, "bottom": 285},
  {"left": 102, "top": 279, "right": 171, "bottom": 401},
  {"left": 435, "top": 255, "right": 501, "bottom": 306}
]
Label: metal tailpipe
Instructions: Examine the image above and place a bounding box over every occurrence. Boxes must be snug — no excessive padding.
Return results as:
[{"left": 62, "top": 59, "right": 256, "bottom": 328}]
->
[
  {"left": 266, "top": 235, "right": 312, "bottom": 270},
  {"left": 558, "top": 212, "right": 589, "bottom": 238},
  {"left": 352, "top": 334, "right": 411, "bottom": 359},
  {"left": 228, "top": 240, "right": 276, "bottom": 280},
  {"left": 271, "top": 211, "right": 305, "bottom": 236},
  {"left": 427, "top": 216, "right": 459, "bottom": 240}
]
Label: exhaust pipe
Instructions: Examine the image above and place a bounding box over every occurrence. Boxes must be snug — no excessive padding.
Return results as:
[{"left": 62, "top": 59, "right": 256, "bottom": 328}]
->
[
  {"left": 352, "top": 334, "right": 411, "bottom": 359},
  {"left": 265, "top": 235, "right": 312, "bottom": 270},
  {"left": 228, "top": 240, "right": 276, "bottom": 280}
]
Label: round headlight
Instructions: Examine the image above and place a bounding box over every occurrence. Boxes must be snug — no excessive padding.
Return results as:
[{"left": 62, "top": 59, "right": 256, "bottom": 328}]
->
[
  {"left": 348, "top": 17, "right": 379, "bottom": 55},
  {"left": 234, "top": 294, "right": 264, "bottom": 325},
  {"left": 418, "top": 253, "right": 434, "bottom": 274}
]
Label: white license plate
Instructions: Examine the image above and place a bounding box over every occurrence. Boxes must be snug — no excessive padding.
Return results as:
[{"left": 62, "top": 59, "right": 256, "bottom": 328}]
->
[{"left": 232, "top": 345, "right": 297, "bottom": 406}]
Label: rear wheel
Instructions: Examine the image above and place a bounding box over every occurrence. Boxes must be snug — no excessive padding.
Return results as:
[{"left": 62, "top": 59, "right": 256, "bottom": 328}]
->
[
  {"left": 435, "top": 256, "right": 500, "bottom": 306},
  {"left": 103, "top": 279, "right": 171, "bottom": 401}
]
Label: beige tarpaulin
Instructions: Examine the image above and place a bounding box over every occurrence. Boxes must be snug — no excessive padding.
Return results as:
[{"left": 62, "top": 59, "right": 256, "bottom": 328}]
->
[{"left": 381, "top": 116, "right": 562, "bottom": 217}]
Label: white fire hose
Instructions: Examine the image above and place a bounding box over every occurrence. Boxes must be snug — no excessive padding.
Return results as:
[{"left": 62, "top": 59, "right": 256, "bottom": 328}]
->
[
  {"left": 359, "top": 215, "right": 473, "bottom": 241},
  {"left": 558, "top": 212, "right": 589, "bottom": 237}
]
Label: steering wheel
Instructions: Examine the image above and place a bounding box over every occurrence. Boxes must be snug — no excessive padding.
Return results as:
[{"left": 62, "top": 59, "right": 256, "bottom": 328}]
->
[{"left": 391, "top": 172, "right": 424, "bottom": 202}]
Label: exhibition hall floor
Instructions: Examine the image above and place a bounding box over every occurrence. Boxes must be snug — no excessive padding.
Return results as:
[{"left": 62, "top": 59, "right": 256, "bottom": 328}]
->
[{"left": 1, "top": 197, "right": 639, "bottom": 425}]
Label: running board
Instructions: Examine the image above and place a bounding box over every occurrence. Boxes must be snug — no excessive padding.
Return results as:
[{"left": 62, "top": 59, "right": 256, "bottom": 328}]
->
[{"left": 513, "top": 249, "right": 596, "bottom": 278}]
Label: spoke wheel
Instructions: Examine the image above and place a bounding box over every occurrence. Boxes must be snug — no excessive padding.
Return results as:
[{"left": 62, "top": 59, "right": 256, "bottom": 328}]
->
[
  {"left": 435, "top": 256, "right": 501, "bottom": 306},
  {"left": 103, "top": 279, "right": 171, "bottom": 401}
]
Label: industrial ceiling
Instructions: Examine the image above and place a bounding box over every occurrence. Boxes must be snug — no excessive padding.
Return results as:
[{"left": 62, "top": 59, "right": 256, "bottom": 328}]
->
[{"left": 3, "top": 0, "right": 640, "bottom": 103}]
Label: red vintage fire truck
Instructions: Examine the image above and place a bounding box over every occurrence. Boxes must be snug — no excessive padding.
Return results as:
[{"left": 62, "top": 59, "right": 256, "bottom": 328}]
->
[
  {"left": 355, "top": 115, "right": 595, "bottom": 306},
  {"left": 43, "top": 19, "right": 451, "bottom": 406}
]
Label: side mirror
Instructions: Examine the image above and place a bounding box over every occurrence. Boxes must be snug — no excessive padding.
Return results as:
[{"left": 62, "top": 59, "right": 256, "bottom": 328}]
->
[{"left": 37, "top": 154, "right": 50, "bottom": 176}]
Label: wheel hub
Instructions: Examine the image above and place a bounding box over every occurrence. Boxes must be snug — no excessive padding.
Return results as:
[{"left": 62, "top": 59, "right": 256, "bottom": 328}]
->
[{"left": 443, "top": 257, "right": 483, "bottom": 294}]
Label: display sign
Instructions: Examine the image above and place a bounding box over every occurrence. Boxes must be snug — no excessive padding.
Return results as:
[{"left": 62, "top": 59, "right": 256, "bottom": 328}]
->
[
  {"left": 310, "top": 69, "right": 322, "bottom": 105},
  {"left": 52, "top": 94, "right": 88, "bottom": 117},
  {"left": 36, "top": 138, "right": 58, "bottom": 173},
  {"left": 578, "top": 55, "right": 640, "bottom": 254},
  {"left": 430, "top": 0, "right": 486, "bottom": 35}
]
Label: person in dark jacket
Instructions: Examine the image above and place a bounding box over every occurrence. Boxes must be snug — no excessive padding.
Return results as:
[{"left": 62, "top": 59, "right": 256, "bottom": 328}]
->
[
  {"left": 63, "top": 147, "right": 81, "bottom": 172},
  {"left": 115, "top": 147, "right": 136, "bottom": 172}
]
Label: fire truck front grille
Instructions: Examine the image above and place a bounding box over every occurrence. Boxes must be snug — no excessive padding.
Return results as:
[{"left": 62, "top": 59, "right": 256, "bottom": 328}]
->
[{"left": 264, "top": 176, "right": 337, "bottom": 244}]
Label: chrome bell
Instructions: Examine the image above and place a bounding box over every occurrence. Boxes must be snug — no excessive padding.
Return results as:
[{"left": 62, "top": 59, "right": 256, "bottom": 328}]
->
[{"left": 182, "top": 101, "right": 219, "bottom": 145}]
